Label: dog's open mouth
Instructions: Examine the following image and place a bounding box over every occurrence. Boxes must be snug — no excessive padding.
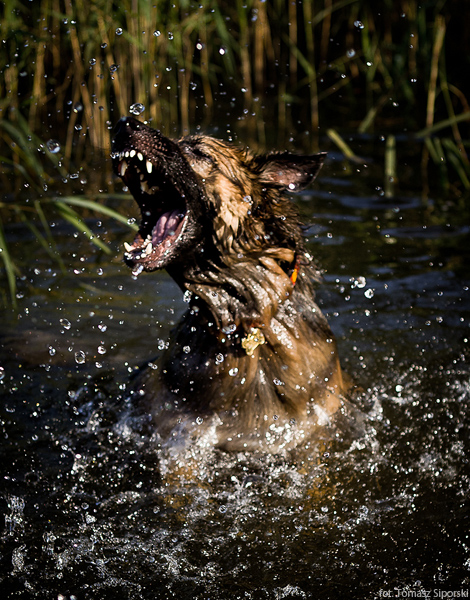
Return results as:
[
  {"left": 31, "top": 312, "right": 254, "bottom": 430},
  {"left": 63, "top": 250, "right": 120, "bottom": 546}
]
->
[
  {"left": 112, "top": 117, "right": 203, "bottom": 273},
  {"left": 115, "top": 148, "right": 188, "bottom": 271}
]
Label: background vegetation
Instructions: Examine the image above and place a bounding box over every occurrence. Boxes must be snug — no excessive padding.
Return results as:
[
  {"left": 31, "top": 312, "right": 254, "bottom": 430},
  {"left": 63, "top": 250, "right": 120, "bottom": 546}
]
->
[{"left": 1, "top": 0, "right": 469, "bottom": 303}]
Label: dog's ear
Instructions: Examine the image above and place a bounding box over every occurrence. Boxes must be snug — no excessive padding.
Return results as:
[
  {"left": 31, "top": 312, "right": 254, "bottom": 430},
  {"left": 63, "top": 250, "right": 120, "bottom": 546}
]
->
[{"left": 255, "top": 152, "right": 327, "bottom": 192}]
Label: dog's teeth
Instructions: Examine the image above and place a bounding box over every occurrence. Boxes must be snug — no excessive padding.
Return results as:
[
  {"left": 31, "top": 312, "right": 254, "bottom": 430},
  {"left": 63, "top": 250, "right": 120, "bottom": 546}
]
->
[
  {"left": 140, "top": 173, "right": 144, "bottom": 181},
  {"left": 120, "top": 161, "right": 128, "bottom": 177},
  {"left": 141, "top": 180, "right": 149, "bottom": 193},
  {"left": 129, "top": 149, "right": 136, "bottom": 158},
  {"left": 125, "top": 150, "right": 130, "bottom": 158},
  {"left": 146, "top": 160, "right": 152, "bottom": 174},
  {"left": 124, "top": 241, "right": 135, "bottom": 253},
  {"left": 145, "top": 242, "right": 153, "bottom": 255},
  {"left": 137, "top": 152, "right": 144, "bottom": 162}
]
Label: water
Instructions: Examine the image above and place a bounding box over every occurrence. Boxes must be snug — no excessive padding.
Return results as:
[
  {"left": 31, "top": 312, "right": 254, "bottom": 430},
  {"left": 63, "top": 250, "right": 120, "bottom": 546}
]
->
[{"left": 0, "top": 145, "right": 469, "bottom": 598}]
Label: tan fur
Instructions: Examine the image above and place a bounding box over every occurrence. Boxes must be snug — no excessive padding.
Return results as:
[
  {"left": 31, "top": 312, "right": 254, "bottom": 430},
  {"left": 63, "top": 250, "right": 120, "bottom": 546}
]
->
[{"left": 112, "top": 118, "right": 350, "bottom": 453}]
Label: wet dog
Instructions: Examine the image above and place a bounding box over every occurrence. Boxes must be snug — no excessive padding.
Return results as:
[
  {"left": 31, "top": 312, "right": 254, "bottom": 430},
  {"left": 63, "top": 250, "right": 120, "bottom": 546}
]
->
[{"left": 112, "top": 117, "right": 348, "bottom": 452}]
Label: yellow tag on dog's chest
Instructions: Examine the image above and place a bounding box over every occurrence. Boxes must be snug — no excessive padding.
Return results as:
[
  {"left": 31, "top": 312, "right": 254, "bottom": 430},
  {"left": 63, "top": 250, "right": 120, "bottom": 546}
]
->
[{"left": 241, "top": 327, "right": 265, "bottom": 356}]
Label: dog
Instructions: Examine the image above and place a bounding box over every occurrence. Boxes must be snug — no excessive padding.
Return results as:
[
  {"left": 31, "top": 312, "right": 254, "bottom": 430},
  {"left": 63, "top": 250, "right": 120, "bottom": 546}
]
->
[{"left": 112, "top": 117, "right": 349, "bottom": 453}]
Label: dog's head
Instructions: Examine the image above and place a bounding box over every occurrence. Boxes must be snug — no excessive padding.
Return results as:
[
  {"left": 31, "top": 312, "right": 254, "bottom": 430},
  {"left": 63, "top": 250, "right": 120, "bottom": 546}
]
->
[{"left": 112, "top": 117, "right": 326, "bottom": 276}]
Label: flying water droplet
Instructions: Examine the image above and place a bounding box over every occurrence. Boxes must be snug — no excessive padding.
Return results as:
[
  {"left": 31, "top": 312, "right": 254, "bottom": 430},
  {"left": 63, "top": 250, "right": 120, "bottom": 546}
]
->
[
  {"left": 129, "top": 103, "right": 145, "bottom": 116},
  {"left": 60, "top": 318, "right": 71, "bottom": 330},
  {"left": 132, "top": 264, "right": 144, "bottom": 278},
  {"left": 222, "top": 324, "right": 237, "bottom": 335},
  {"left": 75, "top": 351, "right": 86, "bottom": 364},
  {"left": 46, "top": 140, "right": 61, "bottom": 154}
]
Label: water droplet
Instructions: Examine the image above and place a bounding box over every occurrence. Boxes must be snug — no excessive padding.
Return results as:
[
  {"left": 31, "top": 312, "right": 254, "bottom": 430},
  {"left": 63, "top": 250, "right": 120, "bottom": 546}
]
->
[
  {"left": 153, "top": 30, "right": 161, "bottom": 37},
  {"left": 97, "top": 345, "right": 106, "bottom": 355},
  {"left": 222, "top": 324, "right": 237, "bottom": 335},
  {"left": 196, "top": 416, "right": 203, "bottom": 425},
  {"left": 0, "top": 366, "right": 5, "bottom": 381},
  {"left": 129, "top": 102, "right": 145, "bottom": 116},
  {"left": 97, "top": 323, "right": 107, "bottom": 332},
  {"left": 273, "top": 378, "right": 285, "bottom": 386},
  {"left": 132, "top": 264, "right": 144, "bottom": 278},
  {"left": 46, "top": 139, "right": 61, "bottom": 154},
  {"left": 75, "top": 351, "right": 86, "bottom": 364},
  {"left": 354, "top": 20, "right": 364, "bottom": 29},
  {"left": 109, "top": 64, "right": 119, "bottom": 73},
  {"left": 219, "top": 47, "right": 226, "bottom": 55},
  {"left": 346, "top": 49, "right": 356, "bottom": 58},
  {"left": 353, "top": 276, "right": 366, "bottom": 289},
  {"left": 48, "top": 346, "right": 56, "bottom": 356},
  {"left": 167, "top": 32, "right": 174, "bottom": 40},
  {"left": 183, "top": 346, "right": 191, "bottom": 354},
  {"left": 116, "top": 27, "right": 123, "bottom": 35},
  {"left": 89, "top": 58, "right": 96, "bottom": 66},
  {"left": 219, "top": 505, "right": 227, "bottom": 514},
  {"left": 60, "top": 318, "right": 71, "bottom": 330},
  {"left": 229, "top": 368, "right": 239, "bottom": 377},
  {"left": 73, "top": 102, "right": 83, "bottom": 113},
  {"left": 364, "top": 288, "right": 374, "bottom": 299},
  {"left": 215, "top": 353, "right": 224, "bottom": 364}
]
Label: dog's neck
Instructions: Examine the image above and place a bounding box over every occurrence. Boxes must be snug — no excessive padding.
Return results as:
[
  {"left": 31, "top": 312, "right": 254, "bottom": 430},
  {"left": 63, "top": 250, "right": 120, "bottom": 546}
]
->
[{"left": 167, "top": 248, "right": 318, "bottom": 337}]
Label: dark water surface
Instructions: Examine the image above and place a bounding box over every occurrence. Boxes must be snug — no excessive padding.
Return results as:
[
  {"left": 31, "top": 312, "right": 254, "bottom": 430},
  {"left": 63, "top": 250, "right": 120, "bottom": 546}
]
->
[{"left": 1, "top": 146, "right": 469, "bottom": 599}]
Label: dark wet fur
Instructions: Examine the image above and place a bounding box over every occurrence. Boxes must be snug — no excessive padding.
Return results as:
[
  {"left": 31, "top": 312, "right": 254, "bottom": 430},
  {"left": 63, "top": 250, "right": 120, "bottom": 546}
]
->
[{"left": 112, "top": 117, "right": 349, "bottom": 452}]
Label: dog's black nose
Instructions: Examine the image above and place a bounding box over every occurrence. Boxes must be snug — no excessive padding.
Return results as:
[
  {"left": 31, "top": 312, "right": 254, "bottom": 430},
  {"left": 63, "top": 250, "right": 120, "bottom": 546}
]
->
[{"left": 113, "top": 116, "right": 141, "bottom": 135}]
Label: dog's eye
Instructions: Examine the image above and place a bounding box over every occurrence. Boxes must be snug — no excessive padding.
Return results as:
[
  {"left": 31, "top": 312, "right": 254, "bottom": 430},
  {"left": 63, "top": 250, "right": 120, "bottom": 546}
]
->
[{"left": 189, "top": 147, "right": 214, "bottom": 164}]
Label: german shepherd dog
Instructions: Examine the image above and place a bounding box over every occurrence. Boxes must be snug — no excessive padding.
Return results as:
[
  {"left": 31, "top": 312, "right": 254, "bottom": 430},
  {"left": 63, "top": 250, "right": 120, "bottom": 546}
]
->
[{"left": 112, "top": 117, "right": 349, "bottom": 453}]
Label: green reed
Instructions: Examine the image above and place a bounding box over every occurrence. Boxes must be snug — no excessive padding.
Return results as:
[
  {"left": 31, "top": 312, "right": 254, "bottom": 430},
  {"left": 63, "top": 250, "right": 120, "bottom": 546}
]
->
[
  {"left": 1, "top": 0, "right": 469, "bottom": 304},
  {"left": 2, "top": 0, "right": 468, "bottom": 175}
]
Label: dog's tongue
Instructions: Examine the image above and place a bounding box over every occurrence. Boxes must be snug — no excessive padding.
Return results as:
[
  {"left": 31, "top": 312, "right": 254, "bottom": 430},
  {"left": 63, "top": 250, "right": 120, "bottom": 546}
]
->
[{"left": 152, "top": 210, "right": 183, "bottom": 245}]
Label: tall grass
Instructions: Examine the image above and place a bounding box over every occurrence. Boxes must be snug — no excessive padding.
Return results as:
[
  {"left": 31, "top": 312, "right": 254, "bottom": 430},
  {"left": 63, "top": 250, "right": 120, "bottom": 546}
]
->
[
  {"left": 2, "top": 1, "right": 469, "bottom": 157},
  {"left": 1, "top": 0, "right": 469, "bottom": 303}
]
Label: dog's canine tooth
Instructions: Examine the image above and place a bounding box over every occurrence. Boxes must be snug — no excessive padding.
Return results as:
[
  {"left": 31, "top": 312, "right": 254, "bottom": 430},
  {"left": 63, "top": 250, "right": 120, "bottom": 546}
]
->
[
  {"left": 146, "top": 160, "right": 153, "bottom": 174},
  {"left": 120, "top": 161, "right": 128, "bottom": 177},
  {"left": 145, "top": 242, "right": 153, "bottom": 255},
  {"left": 137, "top": 152, "right": 144, "bottom": 162},
  {"left": 129, "top": 149, "right": 136, "bottom": 158},
  {"left": 124, "top": 241, "right": 133, "bottom": 252}
]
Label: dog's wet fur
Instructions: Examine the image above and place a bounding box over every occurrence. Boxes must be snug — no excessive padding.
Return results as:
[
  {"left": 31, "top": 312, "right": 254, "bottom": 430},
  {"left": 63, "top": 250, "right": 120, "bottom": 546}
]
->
[{"left": 112, "top": 117, "right": 350, "bottom": 452}]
